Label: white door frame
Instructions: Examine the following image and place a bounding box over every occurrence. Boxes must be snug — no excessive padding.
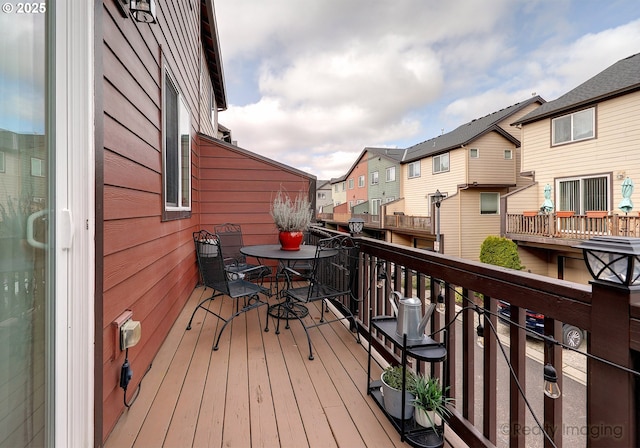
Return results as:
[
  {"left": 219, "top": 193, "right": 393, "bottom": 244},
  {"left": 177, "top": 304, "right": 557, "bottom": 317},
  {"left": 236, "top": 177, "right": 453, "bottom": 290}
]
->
[{"left": 53, "top": 0, "right": 95, "bottom": 446}]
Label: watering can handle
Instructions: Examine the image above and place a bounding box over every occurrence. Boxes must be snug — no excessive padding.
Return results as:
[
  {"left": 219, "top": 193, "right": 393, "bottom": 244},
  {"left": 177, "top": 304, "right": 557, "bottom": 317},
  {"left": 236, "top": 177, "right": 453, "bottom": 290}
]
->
[{"left": 389, "top": 291, "right": 401, "bottom": 317}]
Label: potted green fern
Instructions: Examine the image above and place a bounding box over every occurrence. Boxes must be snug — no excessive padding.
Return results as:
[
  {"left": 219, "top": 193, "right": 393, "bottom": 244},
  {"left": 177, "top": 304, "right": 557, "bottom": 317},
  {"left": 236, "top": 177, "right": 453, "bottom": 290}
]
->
[
  {"left": 380, "top": 365, "right": 417, "bottom": 419},
  {"left": 412, "top": 373, "right": 453, "bottom": 432},
  {"left": 270, "top": 190, "right": 312, "bottom": 250}
]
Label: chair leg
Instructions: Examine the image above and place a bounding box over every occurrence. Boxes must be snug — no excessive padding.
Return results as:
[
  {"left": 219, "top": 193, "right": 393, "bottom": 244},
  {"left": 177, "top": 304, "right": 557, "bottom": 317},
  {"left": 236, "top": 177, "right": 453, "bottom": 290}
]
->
[
  {"left": 213, "top": 294, "right": 267, "bottom": 350},
  {"left": 186, "top": 291, "right": 220, "bottom": 330}
]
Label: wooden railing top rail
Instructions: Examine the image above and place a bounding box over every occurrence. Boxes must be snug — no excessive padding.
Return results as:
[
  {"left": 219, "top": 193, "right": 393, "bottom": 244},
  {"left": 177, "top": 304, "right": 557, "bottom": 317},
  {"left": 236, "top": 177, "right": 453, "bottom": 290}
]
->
[{"left": 357, "top": 236, "right": 592, "bottom": 331}]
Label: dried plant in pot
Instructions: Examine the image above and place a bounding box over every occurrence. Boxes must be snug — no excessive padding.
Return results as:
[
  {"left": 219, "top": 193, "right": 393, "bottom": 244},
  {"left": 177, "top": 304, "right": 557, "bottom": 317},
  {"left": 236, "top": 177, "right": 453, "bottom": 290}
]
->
[
  {"left": 380, "top": 365, "right": 417, "bottom": 420},
  {"left": 412, "top": 373, "right": 453, "bottom": 433},
  {"left": 270, "top": 190, "right": 312, "bottom": 251}
]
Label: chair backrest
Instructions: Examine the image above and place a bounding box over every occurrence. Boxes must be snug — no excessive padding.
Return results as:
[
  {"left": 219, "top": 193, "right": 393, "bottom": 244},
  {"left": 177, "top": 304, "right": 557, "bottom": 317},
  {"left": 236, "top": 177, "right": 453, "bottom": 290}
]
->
[
  {"left": 193, "top": 230, "right": 230, "bottom": 295},
  {"left": 214, "top": 223, "right": 247, "bottom": 266},
  {"left": 311, "top": 235, "right": 359, "bottom": 299}
]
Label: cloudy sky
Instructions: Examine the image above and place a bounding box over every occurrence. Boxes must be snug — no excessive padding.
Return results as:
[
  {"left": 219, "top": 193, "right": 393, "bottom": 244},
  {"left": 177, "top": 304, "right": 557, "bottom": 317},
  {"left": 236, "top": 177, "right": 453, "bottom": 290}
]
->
[{"left": 214, "top": 0, "right": 640, "bottom": 180}]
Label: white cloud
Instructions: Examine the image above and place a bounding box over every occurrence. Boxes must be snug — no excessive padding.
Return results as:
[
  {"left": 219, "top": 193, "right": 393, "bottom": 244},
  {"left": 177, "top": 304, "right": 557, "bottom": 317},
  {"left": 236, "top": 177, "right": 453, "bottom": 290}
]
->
[{"left": 215, "top": 0, "right": 640, "bottom": 179}]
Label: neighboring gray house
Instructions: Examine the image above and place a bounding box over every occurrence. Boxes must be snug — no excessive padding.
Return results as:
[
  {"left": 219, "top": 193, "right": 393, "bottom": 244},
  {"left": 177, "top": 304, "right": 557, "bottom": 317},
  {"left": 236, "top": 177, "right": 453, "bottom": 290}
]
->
[
  {"left": 366, "top": 147, "right": 404, "bottom": 215},
  {"left": 316, "top": 179, "right": 333, "bottom": 212}
]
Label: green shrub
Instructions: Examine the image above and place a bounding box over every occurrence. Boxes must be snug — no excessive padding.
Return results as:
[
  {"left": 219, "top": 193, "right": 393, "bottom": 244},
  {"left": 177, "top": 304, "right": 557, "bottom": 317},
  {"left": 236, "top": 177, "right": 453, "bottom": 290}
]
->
[{"left": 479, "top": 236, "right": 524, "bottom": 271}]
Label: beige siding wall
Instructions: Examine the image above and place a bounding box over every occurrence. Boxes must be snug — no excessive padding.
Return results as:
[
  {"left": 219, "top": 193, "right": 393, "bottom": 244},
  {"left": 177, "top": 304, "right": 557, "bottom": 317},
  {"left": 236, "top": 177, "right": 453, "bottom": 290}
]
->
[
  {"left": 467, "top": 132, "right": 516, "bottom": 184},
  {"left": 458, "top": 189, "right": 504, "bottom": 260},
  {"left": 439, "top": 194, "right": 460, "bottom": 255},
  {"left": 521, "top": 92, "right": 640, "bottom": 209},
  {"left": 497, "top": 102, "right": 541, "bottom": 140},
  {"left": 517, "top": 246, "right": 552, "bottom": 276},
  {"left": 504, "top": 183, "right": 540, "bottom": 214},
  {"left": 401, "top": 160, "right": 430, "bottom": 215}
]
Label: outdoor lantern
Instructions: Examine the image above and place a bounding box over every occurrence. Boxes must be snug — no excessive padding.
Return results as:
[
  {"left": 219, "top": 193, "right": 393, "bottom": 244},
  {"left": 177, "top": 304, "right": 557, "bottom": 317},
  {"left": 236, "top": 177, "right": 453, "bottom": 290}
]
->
[
  {"left": 575, "top": 236, "right": 640, "bottom": 286},
  {"left": 476, "top": 322, "right": 484, "bottom": 348},
  {"left": 543, "top": 363, "right": 561, "bottom": 399},
  {"left": 433, "top": 189, "right": 445, "bottom": 208},
  {"left": 130, "top": 0, "right": 156, "bottom": 23},
  {"left": 436, "top": 291, "right": 445, "bottom": 314},
  {"left": 348, "top": 217, "right": 364, "bottom": 235}
]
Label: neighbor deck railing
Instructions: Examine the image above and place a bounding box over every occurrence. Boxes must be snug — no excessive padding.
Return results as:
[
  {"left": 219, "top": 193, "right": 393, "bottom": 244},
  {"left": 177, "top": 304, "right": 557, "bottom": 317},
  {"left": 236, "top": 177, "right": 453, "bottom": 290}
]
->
[
  {"left": 506, "top": 213, "right": 640, "bottom": 239},
  {"left": 309, "top": 228, "right": 639, "bottom": 447}
]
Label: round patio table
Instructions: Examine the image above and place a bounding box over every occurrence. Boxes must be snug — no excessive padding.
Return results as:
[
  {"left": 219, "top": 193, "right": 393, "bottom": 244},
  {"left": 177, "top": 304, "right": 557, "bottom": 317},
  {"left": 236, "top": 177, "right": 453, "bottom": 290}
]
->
[{"left": 240, "top": 244, "right": 337, "bottom": 319}]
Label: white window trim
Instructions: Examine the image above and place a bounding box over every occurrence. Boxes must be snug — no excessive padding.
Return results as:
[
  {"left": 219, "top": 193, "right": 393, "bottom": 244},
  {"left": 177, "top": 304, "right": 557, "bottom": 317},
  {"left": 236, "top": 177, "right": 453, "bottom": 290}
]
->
[
  {"left": 470, "top": 148, "right": 479, "bottom": 158},
  {"left": 408, "top": 161, "right": 421, "bottom": 178},
  {"left": 0, "top": 151, "right": 5, "bottom": 172},
  {"left": 433, "top": 153, "right": 449, "bottom": 174},
  {"left": 358, "top": 175, "right": 365, "bottom": 187},
  {"left": 504, "top": 149, "right": 513, "bottom": 160},
  {"left": 386, "top": 166, "right": 396, "bottom": 182},
  {"left": 162, "top": 67, "right": 191, "bottom": 214},
  {"left": 371, "top": 171, "right": 379, "bottom": 185},
  {"left": 348, "top": 178, "right": 354, "bottom": 189}
]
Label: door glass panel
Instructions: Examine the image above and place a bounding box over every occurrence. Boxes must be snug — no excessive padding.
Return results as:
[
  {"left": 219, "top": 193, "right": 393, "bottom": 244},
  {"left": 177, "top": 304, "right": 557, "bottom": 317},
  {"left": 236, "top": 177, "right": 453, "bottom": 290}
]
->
[{"left": 0, "top": 3, "right": 49, "bottom": 446}]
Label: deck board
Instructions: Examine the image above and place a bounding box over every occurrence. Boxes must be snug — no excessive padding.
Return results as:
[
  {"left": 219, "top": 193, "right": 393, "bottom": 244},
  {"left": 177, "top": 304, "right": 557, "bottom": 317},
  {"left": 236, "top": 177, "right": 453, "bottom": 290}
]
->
[{"left": 105, "top": 285, "right": 451, "bottom": 447}]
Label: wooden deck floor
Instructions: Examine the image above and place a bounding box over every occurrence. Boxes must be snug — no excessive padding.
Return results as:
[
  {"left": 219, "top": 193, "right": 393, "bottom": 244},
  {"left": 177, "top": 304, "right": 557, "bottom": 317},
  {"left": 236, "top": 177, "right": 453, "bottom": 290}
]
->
[{"left": 105, "top": 284, "right": 435, "bottom": 448}]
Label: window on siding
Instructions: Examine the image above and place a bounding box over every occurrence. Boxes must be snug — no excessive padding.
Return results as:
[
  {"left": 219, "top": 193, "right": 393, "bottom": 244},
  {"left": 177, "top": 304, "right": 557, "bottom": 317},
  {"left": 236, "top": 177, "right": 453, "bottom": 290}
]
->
[
  {"left": 31, "top": 157, "right": 44, "bottom": 177},
  {"left": 433, "top": 153, "right": 449, "bottom": 174},
  {"left": 163, "top": 70, "right": 191, "bottom": 216},
  {"left": 386, "top": 166, "right": 396, "bottom": 182},
  {"left": 408, "top": 161, "right": 420, "bottom": 178},
  {"left": 504, "top": 149, "right": 513, "bottom": 160},
  {"left": 469, "top": 148, "right": 479, "bottom": 158},
  {"left": 341, "top": 182, "right": 346, "bottom": 191},
  {"left": 480, "top": 193, "right": 499, "bottom": 214},
  {"left": 318, "top": 192, "right": 326, "bottom": 199},
  {"left": 358, "top": 175, "right": 365, "bottom": 187},
  {"left": 348, "top": 178, "right": 354, "bottom": 189},
  {"left": 557, "top": 175, "right": 609, "bottom": 214},
  {"left": 371, "top": 198, "right": 381, "bottom": 215},
  {"left": 371, "top": 171, "right": 379, "bottom": 185},
  {"left": 552, "top": 107, "right": 595, "bottom": 145},
  {"left": 0, "top": 151, "right": 5, "bottom": 172},
  {"left": 334, "top": 184, "right": 339, "bottom": 193}
]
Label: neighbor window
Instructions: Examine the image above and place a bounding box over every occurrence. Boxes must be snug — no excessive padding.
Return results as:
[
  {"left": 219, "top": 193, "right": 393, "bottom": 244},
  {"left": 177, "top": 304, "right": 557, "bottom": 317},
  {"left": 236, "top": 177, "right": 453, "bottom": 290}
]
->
[
  {"left": 348, "top": 178, "right": 354, "bottom": 189},
  {"left": 386, "top": 166, "right": 396, "bottom": 182},
  {"left": 408, "top": 161, "right": 421, "bottom": 178},
  {"left": 480, "top": 192, "right": 499, "bottom": 214},
  {"left": 0, "top": 151, "right": 5, "bottom": 172},
  {"left": 371, "top": 171, "right": 379, "bottom": 185},
  {"left": 163, "top": 69, "right": 191, "bottom": 216},
  {"left": 31, "top": 157, "right": 44, "bottom": 177},
  {"left": 433, "top": 153, "right": 449, "bottom": 174},
  {"left": 557, "top": 175, "right": 609, "bottom": 214},
  {"left": 470, "top": 148, "right": 479, "bottom": 158},
  {"left": 504, "top": 149, "right": 513, "bottom": 160},
  {"left": 334, "top": 184, "right": 339, "bottom": 193},
  {"left": 318, "top": 192, "right": 326, "bottom": 199},
  {"left": 341, "top": 182, "right": 346, "bottom": 191},
  {"left": 552, "top": 107, "right": 595, "bottom": 145},
  {"left": 358, "top": 175, "right": 365, "bottom": 187}
]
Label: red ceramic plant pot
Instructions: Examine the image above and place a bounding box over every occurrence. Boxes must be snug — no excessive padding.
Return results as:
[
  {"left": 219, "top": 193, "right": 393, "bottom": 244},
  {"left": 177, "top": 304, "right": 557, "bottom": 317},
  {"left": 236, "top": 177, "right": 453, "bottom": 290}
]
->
[{"left": 278, "top": 231, "right": 304, "bottom": 251}]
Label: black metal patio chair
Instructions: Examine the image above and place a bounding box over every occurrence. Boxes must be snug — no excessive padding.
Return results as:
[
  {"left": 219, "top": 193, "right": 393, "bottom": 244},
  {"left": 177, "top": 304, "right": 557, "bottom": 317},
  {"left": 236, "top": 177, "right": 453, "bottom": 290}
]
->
[
  {"left": 214, "top": 223, "right": 271, "bottom": 283},
  {"left": 280, "top": 234, "right": 362, "bottom": 360},
  {"left": 187, "top": 230, "right": 271, "bottom": 351}
]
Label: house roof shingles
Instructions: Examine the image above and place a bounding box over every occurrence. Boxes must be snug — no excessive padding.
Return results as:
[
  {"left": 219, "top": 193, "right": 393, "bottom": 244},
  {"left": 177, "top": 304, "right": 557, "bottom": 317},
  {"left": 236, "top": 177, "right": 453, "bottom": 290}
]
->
[
  {"left": 516, "top": 52, "right": 640, "bottom": 125},
  {"left": 403, "top": 95, "right": 544, "bottom": 163}
]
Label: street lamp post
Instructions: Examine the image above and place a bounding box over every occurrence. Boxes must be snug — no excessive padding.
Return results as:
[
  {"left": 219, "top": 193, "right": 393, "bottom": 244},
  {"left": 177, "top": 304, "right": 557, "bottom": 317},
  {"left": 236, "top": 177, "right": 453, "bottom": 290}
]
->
[{"left": 432, "top": 189, "right": 444, "bottom": 253}]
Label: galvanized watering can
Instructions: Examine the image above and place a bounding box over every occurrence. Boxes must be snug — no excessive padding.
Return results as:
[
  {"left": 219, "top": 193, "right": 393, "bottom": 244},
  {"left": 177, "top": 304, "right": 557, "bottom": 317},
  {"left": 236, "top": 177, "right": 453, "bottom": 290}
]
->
[{"left": 389, "top": 291, "right": 435, "bottom": 342}]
